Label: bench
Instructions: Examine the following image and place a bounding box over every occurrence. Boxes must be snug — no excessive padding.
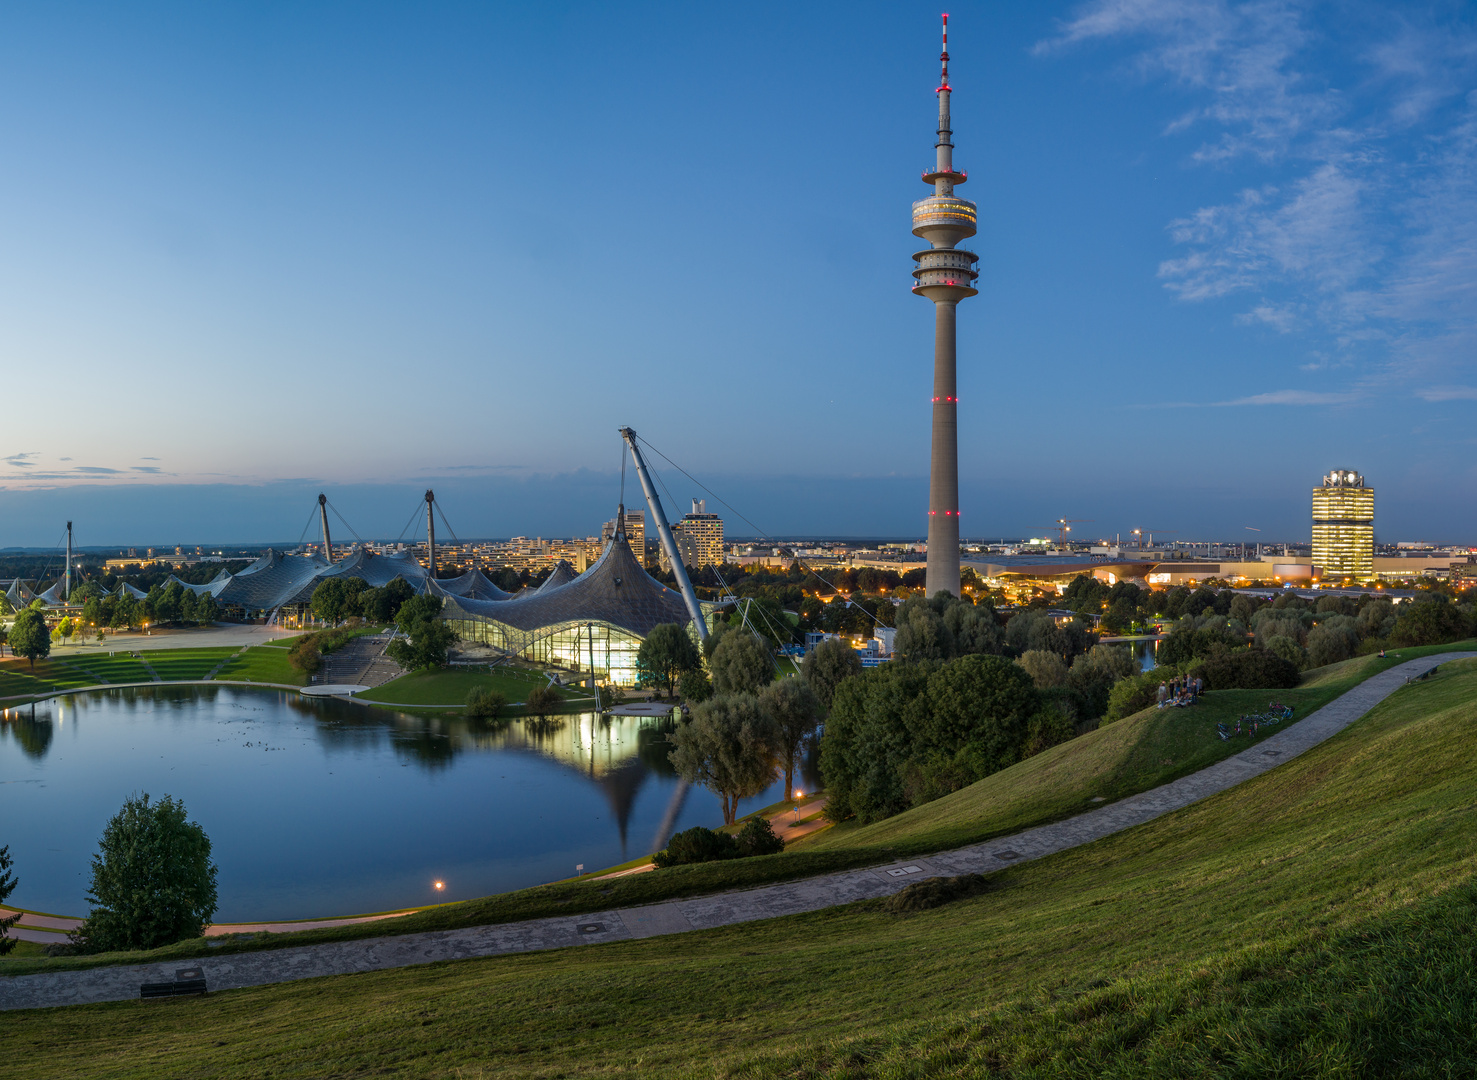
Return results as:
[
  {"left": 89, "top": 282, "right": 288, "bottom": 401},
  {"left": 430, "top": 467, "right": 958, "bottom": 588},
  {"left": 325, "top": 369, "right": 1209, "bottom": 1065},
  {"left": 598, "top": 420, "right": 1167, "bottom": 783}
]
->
[
  {"left": 140, "top": 967, "right": 207, "bottom": 1000},
  {"left": 1405, "top": 666, "right": 1440, "bottom": 685}
]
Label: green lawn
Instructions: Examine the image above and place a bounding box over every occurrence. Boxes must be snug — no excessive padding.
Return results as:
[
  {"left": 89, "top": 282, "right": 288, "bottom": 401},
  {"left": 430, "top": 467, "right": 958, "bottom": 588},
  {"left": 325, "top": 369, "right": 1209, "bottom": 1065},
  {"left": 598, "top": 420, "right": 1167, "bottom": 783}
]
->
[
  {"left": 56, "top": 655, "right": 155, "bottom": 685},
  {"left": 211, "top": 646, "right": 307, "bottom": 687},
  {"left": 3, "top": 660, "right": 1475, "bottom": 1077},
  {"left": 144, "top": 648, "right": 240, "bottom": 681},
  {"left": 357, "top": 665, "right": 588, "bottom": 708},
  {"left": 0, "top": 658, "right": 94, "bottom": 696}
]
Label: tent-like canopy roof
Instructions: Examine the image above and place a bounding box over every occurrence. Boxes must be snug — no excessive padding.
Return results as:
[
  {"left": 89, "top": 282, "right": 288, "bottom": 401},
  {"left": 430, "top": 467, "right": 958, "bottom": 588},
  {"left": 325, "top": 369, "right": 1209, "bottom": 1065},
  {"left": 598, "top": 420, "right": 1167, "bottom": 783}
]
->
[
  {"left": 430, "top": 568, "right": 512, "bottom": 602},
  {"left": 440, "top": 533, "right": 696, "bottom": 647},
  {"left": 213, "top": 549, "right": 331, "bottom": 611}
]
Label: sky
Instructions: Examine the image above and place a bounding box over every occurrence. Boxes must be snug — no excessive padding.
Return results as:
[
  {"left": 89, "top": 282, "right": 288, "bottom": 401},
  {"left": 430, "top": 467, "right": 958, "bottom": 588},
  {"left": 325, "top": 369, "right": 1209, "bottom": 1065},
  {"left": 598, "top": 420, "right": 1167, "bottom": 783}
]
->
[{"left": 1, "top": 0, "right": 1474, "bottom": 548}]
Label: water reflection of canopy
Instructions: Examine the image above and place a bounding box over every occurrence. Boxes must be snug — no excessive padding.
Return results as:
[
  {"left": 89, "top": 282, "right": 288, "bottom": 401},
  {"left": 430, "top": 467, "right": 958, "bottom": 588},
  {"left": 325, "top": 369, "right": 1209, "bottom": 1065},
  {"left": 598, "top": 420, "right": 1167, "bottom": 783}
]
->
[{"left": 439, "top": 533, "right": 699, "bottom": 656}]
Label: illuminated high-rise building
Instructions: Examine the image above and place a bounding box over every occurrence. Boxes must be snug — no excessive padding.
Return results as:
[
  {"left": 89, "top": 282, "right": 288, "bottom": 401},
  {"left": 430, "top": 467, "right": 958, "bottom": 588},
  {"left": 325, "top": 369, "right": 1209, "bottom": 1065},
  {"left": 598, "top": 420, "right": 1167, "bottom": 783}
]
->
[
  {"left": 1312, "top": 469, "right": 1374, "bottom": 579},
  {"left": 679, "top": 500, "right": 724, "bottom": 568},
  {"left": 911, "top": 14, "right": 978, "bottom": 599}
]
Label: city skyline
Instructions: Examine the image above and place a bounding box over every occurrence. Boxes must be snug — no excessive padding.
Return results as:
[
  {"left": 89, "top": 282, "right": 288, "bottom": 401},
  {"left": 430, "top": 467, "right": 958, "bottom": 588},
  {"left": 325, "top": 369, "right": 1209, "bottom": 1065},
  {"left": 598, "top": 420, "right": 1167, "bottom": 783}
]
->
[{"left": 2, "top": 2, "right": 1475, "bottom": 545}]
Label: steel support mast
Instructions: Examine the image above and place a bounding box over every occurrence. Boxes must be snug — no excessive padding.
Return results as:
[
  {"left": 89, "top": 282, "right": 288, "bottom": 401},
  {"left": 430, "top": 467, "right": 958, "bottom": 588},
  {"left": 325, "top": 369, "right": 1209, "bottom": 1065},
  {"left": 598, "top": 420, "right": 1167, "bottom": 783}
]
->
[
  {"left": 65, "top": 521, "right": 73, "bottom": 602},
  {"left": 618, "top": 428, "right": 708, "bottom": 641},
  {"left": 424, "top": 490, "right": 437, "bottom": 581},
  {"left": 318, "top": 494, "right": 333, "bottom": 563}
]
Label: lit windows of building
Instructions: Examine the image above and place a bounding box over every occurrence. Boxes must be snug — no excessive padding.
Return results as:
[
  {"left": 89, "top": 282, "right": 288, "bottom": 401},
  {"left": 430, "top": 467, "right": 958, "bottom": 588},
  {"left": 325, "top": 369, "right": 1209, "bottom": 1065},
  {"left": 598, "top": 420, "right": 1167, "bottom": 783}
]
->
[
  {"left": 1312, "top": 469, "right": 1374, "bottom": 579},
  {"left": 673, "top": 500, "right": 724, "bottom": 569}
]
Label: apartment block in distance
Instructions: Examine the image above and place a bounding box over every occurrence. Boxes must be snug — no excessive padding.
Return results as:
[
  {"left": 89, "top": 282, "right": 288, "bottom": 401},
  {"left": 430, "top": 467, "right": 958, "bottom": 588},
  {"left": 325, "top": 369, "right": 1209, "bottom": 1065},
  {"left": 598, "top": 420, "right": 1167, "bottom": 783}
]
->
[
  {"left": 676, "top": 500, "right": 724, "bottom": 568},
  {"left": 1312, "top": 469, "right": 1374, "bottom": 579}
]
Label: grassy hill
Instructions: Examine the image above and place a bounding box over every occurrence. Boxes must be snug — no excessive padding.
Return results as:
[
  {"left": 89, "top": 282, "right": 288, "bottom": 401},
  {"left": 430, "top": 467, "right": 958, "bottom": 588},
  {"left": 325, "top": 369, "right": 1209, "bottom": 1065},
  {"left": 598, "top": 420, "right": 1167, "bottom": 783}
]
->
[{"left": 3, "top": 657, "right": 1476, "bottom": 1076}]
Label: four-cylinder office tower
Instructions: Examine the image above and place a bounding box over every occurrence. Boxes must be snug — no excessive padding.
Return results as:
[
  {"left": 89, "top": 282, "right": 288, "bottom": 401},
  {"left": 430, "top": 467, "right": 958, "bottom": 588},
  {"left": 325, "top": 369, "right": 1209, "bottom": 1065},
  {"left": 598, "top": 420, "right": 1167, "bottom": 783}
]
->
[{"left": 912, "top": 13, "right": 978, "bottom": 599}]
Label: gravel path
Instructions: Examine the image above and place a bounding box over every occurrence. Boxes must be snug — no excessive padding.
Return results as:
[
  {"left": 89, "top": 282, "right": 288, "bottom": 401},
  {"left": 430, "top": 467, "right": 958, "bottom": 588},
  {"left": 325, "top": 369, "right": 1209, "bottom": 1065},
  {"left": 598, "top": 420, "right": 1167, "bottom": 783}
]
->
[{"left": 3, "top": 651, "right": 1469, "bottom": 1012}]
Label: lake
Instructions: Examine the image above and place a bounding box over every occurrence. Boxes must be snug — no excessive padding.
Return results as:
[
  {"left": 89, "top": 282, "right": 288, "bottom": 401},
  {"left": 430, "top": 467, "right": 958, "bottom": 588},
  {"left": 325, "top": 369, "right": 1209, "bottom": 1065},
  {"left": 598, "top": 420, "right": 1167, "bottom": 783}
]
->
[{"left": 0, "top": 686, "right": 816, "bottom": 922}]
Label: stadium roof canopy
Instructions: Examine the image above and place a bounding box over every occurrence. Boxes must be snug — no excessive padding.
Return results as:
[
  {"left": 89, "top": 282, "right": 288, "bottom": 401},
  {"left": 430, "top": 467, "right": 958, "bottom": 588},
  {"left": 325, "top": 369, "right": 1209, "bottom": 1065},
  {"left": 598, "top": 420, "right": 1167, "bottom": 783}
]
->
[{"left": 441, "top": 532, "right": 703, "bottom": 654}]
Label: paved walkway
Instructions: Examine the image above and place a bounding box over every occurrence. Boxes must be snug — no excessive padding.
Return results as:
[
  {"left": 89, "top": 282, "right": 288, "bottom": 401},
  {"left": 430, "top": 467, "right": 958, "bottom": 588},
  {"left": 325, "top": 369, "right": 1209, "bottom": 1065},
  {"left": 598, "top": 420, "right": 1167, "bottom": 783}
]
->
[{"left": 3, "top": 652, "right": 1469, "bottom": 1011}]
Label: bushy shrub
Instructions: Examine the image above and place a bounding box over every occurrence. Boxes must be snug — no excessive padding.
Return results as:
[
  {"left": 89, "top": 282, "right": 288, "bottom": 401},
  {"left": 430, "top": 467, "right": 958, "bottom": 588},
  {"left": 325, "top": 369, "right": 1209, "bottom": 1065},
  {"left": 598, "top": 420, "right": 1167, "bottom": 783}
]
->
[
  {"left": 652, "top": 826, "right": 739, "bottom": 868},
  {"left": 1197, "top": 647, "right": 1299, "bottom": 690},
  {"left": 1104, "top": 669, "right": 1171, "bottom": 722},
  {"left": 465, "top": 686, "right": 506, "bottom": 719},
  {"left": 288, "top": 634, "right": 323, "bottom": 674},
  {"left": 524, "top": 683, "right": 561, "bottom": 717},
  {"left": 883, "top": 873, "right": 994, "bottom": 914},
  {"left": 736, "top": 815, "right": 785, "bottom": 856},
  {"left": 1024, "top": 705, "right": 1078, "bottom": 757}
]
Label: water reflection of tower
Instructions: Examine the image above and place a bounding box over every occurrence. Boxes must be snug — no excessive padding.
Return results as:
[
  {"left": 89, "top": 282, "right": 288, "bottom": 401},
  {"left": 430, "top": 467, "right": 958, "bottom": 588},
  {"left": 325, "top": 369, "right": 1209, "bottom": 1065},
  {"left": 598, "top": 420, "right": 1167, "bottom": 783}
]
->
[{"left": 911, "top": 14, "right": 978, "bottom": 600}]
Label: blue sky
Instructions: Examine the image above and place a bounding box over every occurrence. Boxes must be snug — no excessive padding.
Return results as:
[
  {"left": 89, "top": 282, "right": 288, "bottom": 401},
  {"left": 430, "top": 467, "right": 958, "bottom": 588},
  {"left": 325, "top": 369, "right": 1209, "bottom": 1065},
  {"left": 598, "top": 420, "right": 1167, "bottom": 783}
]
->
[{"left": 1, "top": 1, "right": 1473, "bottom": 547}]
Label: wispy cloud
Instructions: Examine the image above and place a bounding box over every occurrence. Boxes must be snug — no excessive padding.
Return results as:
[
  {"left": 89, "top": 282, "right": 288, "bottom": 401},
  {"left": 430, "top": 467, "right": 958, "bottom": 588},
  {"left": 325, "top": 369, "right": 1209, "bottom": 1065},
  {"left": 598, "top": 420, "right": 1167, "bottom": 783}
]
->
[
  {"left": 1038, "top": 0, "right": 1477, "bottom": 394},
  {"left": 1140, "top": 387, "right": 1361, "bottom": 407},
  {"left": 72, "top": 466, "right": 122, "bottom": 475},
  {"left": 4, "top": 452, "right": 38, "bottom": 467},
  {"left": 130, "top": 466, "right": 164, "bottom": 474},
  {"left": 1415, "top": 384, "right": 1477, "bottom": 401},
  {"left": 140, "top": 456, "right": 160, "bottom": 461},
  {"left": 1216, "top": 389, "right": 1358, "bottom": 405}
]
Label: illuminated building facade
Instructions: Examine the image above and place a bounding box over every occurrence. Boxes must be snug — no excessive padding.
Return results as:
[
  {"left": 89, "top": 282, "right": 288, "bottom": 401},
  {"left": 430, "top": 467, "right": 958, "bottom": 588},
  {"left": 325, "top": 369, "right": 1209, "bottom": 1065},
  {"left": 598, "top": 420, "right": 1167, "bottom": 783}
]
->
[
  {"left": 441, "top": 508, "right": 713, "bottom": 686},
  {"left": 912, "top": 14, "right": 978, "bottom": 599},
  {"left": 1312, "top": 469, "right": 1374, "bottom": 579},
  {"left": 673, "top": 500, "right": 724, "bottom": 568}
]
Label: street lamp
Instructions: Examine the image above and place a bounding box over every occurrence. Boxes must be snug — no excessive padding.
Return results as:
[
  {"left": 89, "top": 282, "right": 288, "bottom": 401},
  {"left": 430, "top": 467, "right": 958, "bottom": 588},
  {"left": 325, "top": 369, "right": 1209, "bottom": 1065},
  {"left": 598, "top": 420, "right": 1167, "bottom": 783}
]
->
[{"left": 793, "top": 789, "right": 804, "bottom": 824}]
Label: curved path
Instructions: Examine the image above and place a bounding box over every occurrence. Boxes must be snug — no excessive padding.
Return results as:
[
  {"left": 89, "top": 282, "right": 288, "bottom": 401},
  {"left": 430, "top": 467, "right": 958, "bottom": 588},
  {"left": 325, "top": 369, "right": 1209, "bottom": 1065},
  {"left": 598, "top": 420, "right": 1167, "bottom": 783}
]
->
[{"left": 3, "top": 652, "right": 1471, "bottom": 1012}]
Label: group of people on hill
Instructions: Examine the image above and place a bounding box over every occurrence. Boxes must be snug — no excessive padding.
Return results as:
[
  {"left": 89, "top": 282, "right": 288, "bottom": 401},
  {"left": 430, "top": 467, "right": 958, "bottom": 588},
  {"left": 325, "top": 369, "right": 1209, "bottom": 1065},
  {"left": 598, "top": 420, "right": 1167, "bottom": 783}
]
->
[{"left": 1156, "top": 673, "right": 1204, "bottom": 709}]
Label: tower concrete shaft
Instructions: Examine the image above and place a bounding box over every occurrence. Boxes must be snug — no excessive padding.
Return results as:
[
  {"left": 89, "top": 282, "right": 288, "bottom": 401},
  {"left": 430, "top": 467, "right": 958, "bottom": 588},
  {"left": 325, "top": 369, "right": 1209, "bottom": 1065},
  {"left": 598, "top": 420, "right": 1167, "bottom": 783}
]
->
[{"left": 912, "top": 13, "right": 978, "bottom": 598}]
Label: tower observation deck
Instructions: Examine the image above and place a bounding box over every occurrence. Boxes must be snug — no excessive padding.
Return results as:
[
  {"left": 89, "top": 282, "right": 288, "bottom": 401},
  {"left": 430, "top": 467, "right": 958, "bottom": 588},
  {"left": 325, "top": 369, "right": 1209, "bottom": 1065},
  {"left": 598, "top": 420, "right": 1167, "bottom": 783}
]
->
[{"left": 912, "top": 13, "right": 978, "bottom": 599}]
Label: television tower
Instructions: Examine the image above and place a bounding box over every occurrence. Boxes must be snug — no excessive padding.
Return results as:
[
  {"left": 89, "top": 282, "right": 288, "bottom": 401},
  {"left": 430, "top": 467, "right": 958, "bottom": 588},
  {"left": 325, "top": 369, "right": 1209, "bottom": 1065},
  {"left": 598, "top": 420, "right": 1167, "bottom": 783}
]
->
[{"left": 912, "top": 13, "right": 978, "bottom": 599}]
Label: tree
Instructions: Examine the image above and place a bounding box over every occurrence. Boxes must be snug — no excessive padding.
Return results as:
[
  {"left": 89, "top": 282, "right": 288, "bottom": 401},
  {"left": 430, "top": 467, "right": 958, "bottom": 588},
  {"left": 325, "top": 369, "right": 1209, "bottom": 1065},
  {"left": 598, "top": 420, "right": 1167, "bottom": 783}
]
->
[
  {"left": 195, "top": 591, "right": 220, "bottom": 626},
  {"left": 760, "top": 678, "right": 822, "bottom": 800},
  {"left": 635, "top": 623, "right": 701, "bottom": 698},
  {"left": 311, "top": 577, "right": 369, "bottom": 625},
  {"left": 73, "top": 793, "right": 218, "bottom": 952},
  {"left": 820, "top": 654, "right": 1040, "bottom": 824},
  {"left": 9, "top": 606, "right": 50, "bottom": 671},
  {"left": 360, "top": 578, "right": 415, "bottom": 624},
  {"left": 800, "top": 637, "right": 863, "bottom": 712},
  {"left": 1018, "top": 649, "right": 1069, "bottom": 688},
  {"left": 56, "top": 616, "right": 75, "bottom": 643},
  {"left": 1390, "top": 597, "right": 1471, "bottom": 647},
  {"left": 709, "top": 629, "right": 773, "bottom": 696},
  {"left": 677, "top": 668, "right": 713, "bottom": 703},
  {"left": 0, "top": 623, "right": 7, "bottom": 657},
  {"left": 1065, "top": 644, "right": 1139, "bottom": 717},
  {"left": 668, "top": 694, "right": 780, "bottom": 825},
  {"left": 385, "top": 595, "right": 458, "bottom": 671},
  {"left": 0, "top": 845, "right": 19, "bottom": 956}
]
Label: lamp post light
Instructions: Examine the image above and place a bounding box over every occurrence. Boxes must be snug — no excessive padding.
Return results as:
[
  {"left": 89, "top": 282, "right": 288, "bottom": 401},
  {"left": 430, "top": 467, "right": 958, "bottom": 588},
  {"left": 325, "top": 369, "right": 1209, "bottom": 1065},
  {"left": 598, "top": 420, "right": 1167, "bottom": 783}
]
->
[{"left": 793, "top": 790, "right": 804, "bottom": 825}]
